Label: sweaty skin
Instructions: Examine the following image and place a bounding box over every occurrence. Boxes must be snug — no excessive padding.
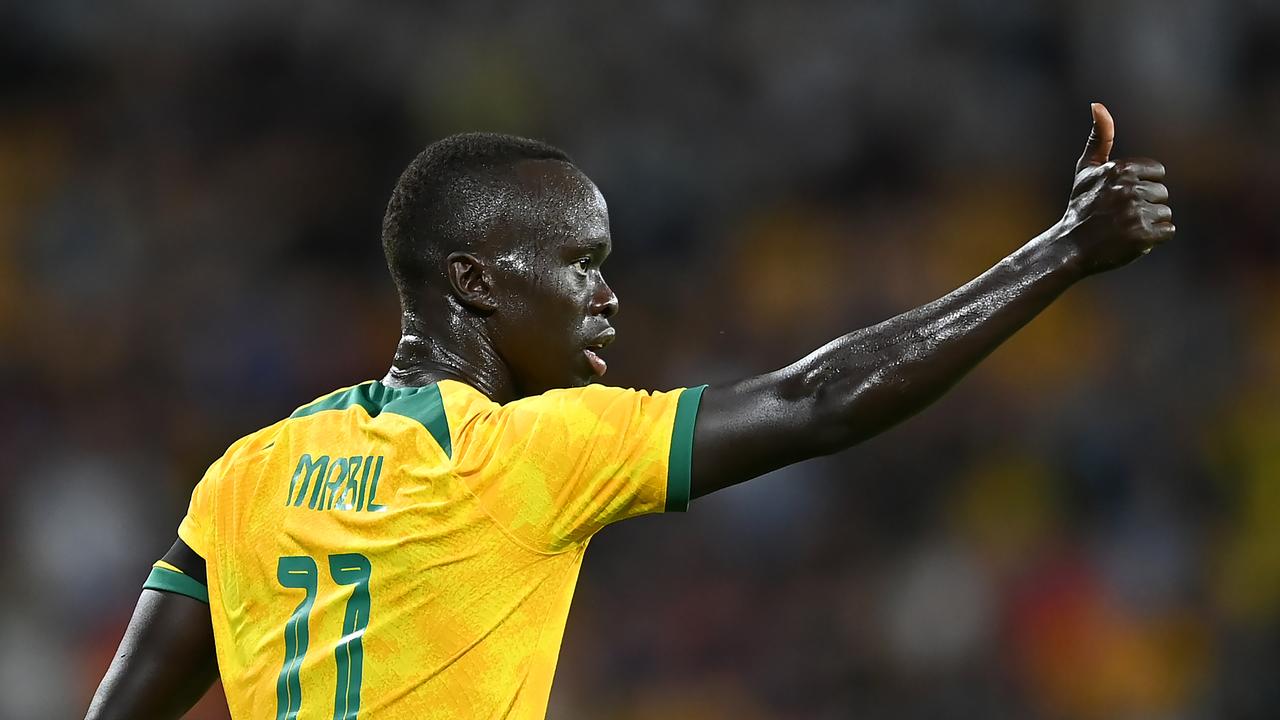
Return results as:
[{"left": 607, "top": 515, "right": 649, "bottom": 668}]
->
[
  {"left": 693, "top": 104, "right": 1173, "bottom": 495},
  {"left": 384, "top": 158, "right": 619, "bottom": 399},
  {"left": 86, "top": 104, "right": 1173, "bottom": 719}
]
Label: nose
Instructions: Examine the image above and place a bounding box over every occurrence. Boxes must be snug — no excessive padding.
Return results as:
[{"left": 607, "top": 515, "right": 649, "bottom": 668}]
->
[{"left": 591, "top": 276, "right": 619, "bottom": 319}]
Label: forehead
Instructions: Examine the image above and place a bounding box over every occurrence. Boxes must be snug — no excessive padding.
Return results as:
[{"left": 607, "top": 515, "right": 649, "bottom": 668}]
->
[{"left": 507, "top": 159, "right": 610, "bottom": 247}]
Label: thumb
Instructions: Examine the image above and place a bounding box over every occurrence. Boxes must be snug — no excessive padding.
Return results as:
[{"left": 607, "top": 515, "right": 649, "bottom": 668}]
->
[{"left": 1076, "top": 102, "right": 1114, "bottom": 174}]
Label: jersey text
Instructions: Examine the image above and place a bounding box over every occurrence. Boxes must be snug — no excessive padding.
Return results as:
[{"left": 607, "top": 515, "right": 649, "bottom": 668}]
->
[{"left": 286, "top": 453, "right": 387, "bottom": 512}]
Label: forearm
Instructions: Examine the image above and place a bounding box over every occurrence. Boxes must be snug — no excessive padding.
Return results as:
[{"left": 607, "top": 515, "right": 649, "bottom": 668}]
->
[
  {"left": 690, "top": 106, "right": 1172, "bottom": 500},
  {"left": 792, "top": 227, "right": 1082, "bottom": 448}
]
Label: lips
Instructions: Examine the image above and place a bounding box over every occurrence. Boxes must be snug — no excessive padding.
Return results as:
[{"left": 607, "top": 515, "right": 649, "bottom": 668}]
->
[
  {"left": 583, "top": 328, "right": 615, "bottom": 377},
  {"left": 583, "top": 348, "right": 607, "bottom": 376}
]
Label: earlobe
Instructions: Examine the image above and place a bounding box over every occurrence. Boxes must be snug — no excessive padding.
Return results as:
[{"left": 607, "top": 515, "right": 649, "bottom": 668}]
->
[{"left": 446, "top": 252, "right": 497, "bottom": 313}]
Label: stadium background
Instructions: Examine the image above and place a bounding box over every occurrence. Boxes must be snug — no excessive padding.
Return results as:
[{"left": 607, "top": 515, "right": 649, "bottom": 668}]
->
[{"left": 2, "top": 2, "right": 1278, "bottom": 718}]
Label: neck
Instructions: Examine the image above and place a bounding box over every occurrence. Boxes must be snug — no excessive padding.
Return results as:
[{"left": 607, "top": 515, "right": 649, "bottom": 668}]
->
[{"left": 382, "top": 303, "right": 517, "bottom": 404}]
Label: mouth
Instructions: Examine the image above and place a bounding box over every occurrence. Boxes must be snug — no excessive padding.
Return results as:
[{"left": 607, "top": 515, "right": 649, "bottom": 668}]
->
[{"left": 582, "top": 328, "right": 615, "bottom": 378}]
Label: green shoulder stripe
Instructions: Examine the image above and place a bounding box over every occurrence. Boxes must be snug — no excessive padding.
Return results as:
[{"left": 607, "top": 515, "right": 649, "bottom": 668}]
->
[
  {"left": 290, "top": 382, "right": 386, "bottom": 420},
  {"left": 288, "top": 381, "right": 452, "bottom": 458},
  {"left": 144, "top": 566, "right": 209, "bottom": 604},
  {"left": 666, "top": 385, "right": 707, "bottom": 512},
  {"left": 383, "top": 383, "right": 452, "bottom": 458}
]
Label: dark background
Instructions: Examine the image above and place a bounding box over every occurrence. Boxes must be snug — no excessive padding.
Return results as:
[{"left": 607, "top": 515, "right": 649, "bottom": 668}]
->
[{"left": 2, "top": 2, "right": 1278, "bottom": 718}]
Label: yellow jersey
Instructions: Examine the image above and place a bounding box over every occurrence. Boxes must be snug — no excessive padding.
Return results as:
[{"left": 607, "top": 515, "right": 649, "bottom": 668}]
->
[{"left": 143, "top": 379, "right": 705, "bottom": 719}]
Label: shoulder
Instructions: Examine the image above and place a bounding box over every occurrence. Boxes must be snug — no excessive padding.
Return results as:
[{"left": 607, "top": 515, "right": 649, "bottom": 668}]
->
[
  {"left": 453, "top": 384, "right": 692, "bottom": 444},
  {"left": 287, "top": 380, "right": 386, "bottom": 420},
  {"left": 207, "top": 417, "right": 289, "bottom": 477},
  {"left": 287, "top": 380, "right": 450, "bottom": 435},
  {"left": 205, "top": 381, "right": 375, "bottom": 476}
]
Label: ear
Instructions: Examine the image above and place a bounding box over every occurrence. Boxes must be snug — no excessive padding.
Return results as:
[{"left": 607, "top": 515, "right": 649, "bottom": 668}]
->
[{"left": 446, "top": 251, "right": 497, "bottom": 313}]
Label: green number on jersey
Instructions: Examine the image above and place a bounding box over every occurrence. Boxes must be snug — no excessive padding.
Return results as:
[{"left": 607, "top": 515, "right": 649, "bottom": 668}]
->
[
  {"left": 275, "top": 557, "right": 318, "bottom": 720},
  {"left": 275, "top": 554, "right": 373, "bottom": 720},
  {"left": 329, "top": 554, "right": 372, "bottom": 720}
]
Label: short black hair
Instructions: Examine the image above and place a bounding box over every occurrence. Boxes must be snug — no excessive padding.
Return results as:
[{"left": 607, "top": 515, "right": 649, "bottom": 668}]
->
[{"left": 381, "top": 132, "right": 572, "bottom": 305}]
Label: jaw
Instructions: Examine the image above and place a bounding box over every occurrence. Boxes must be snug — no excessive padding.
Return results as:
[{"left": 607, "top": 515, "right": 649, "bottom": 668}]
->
[
  {"left": 508, "top": 358, "right": 594, "bottom": 397},
  {"left": 554, "top": 351, "right": 603, "bottom": 390}
]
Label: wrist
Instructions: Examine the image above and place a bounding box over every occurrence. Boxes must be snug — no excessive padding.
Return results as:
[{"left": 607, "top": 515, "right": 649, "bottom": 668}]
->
[{"left": 1030, "top": 221, "right": 1087, "bottom": 283}]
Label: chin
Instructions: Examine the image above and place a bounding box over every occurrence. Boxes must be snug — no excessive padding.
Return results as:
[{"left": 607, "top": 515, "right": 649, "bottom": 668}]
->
[
  {"left": 521, "top": 358, "right": 595, "bottom": 394},
  {"left": 524, "top": 372, "right": 590, "bottom": 396},
  {"left": 564, "top": 370, "right": 593, "bottom": 388}
]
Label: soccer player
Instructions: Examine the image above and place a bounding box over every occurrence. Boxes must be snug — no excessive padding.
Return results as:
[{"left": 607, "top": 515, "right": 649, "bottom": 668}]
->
[{"left": 86, "top": 103, "right": 1172, "bottom": 719}]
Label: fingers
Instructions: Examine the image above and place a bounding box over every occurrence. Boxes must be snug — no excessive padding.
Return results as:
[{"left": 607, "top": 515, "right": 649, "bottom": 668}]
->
[
  {"left": 1142, "top": 201, "right": 1173, "bottom": 224},
  {"left": 1134, "top": 180, "right": 1168, "bottom": 203},
  {"left": 1077, "top": 102, "right": 1115, "bottom": 174},
  {"left": 1116, "top": 157, "right": 1165, "bottom": 181},
  {"left": 1138, "top": 201, "right": 1176, "bottom": 248}
]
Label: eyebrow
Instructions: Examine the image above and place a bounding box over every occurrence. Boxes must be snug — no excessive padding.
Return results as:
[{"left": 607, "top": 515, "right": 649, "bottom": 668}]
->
[{"left": 570, "top": 238, "right": 610, "bottom": 255}]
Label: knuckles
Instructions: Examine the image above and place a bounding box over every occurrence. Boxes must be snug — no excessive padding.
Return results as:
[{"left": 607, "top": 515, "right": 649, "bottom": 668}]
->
[
  {"left": 1083, "top": 158, "right": 1168, "bottom": 185},
  {"left": 1069, "top": 155, "right": 1176, "bottom": 256},
  {"left": 1116, "top": 157, "right": 1167, "bottom": 179},
  {"left": 1109, "top": 183, "right": 1138, "bottom": 199}
]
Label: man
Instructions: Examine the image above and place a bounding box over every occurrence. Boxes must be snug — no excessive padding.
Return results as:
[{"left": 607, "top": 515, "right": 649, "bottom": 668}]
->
[{"left": 86, "top": 103, "right": 1172, "bottom": 719}]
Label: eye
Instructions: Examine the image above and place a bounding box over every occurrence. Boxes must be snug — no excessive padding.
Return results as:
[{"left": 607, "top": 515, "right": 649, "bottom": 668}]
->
[{"left": 574, "top": 257, "right": 592, "bottom": 273}]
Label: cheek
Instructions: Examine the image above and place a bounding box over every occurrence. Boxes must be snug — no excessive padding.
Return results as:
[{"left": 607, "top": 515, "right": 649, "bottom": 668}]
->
[
  {"left": 499, "top": 270, "right": 583, "bottom": 341},
  {"left": 527, "top": 268, "right": 586, "bottom": 314},
  {"left": 494, "top": 254, "right": 550, "bottom": 314}
]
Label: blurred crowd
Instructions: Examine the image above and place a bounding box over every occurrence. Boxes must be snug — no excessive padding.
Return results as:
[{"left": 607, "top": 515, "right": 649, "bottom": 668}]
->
[{"left": 2, "top": 2, "right": 1277, "bottom": 719}]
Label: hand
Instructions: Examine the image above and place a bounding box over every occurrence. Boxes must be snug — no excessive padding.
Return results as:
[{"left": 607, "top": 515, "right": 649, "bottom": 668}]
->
[{"left": 1054, "top": 103, "right": 1175, "bottom": 276}]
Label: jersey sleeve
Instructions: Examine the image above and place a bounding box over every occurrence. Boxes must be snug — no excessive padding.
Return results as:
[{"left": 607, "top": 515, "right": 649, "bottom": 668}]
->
[
  {"left": 454, "top": 383, "right": 706, "bottom": 551},
  {"left": 143, "top": 540, "right": 209, "bottom": 604},
  {"left": 143, "top": 561, "right": 209, "bottom": 603},
  {"left": 175, "top": 452, "right": 227, "bottom": 562}
]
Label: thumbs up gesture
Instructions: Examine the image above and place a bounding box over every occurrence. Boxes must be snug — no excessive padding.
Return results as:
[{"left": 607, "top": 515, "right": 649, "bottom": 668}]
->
[{"left": 1056, "top": 103, "right": 1175, "bottom": 276}]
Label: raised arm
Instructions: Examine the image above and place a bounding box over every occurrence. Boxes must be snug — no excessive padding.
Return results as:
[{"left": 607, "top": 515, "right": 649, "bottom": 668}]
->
[{"left": 690, "top": 103, "right": 1174, "bottom": 498}]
